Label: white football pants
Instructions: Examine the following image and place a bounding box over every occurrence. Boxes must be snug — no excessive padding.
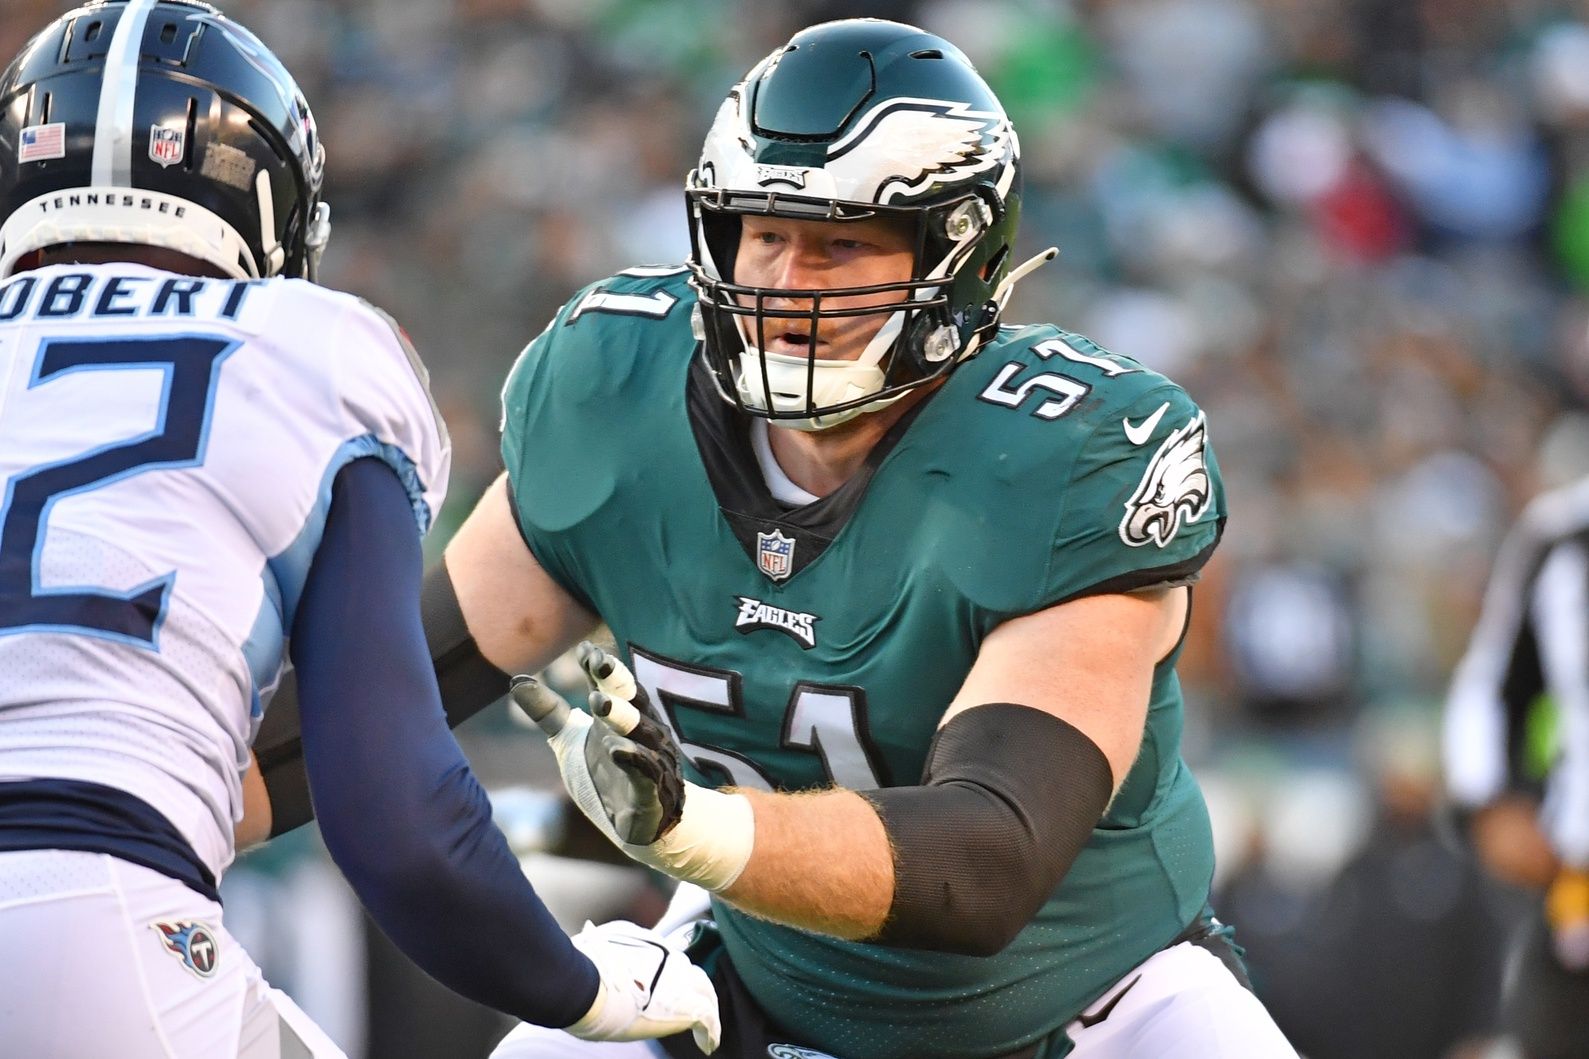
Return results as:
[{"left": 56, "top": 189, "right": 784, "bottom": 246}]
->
[
  {"left": 490, "top": 924, "right": 1297, "bottom": 1059},
  {"left": 0, "top": 849, "right": 345, "bottom": 1058}
]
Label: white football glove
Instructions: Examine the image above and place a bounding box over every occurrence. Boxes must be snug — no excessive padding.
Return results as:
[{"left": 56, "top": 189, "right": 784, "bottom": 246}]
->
[
  {"left": 565, "top": 919, "right": 721, "bottom": 1052},
  {"left": 512, "top": 645, "right": 755, "bottom": 892}
]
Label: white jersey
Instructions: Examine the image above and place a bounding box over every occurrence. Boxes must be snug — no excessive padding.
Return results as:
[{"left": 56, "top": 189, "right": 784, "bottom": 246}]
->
[{"left": 0, "top": 263, "right": 450, "bottom": 880}]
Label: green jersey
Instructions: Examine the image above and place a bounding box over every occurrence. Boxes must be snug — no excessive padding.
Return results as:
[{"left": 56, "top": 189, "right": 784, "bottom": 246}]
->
[{"left": 501, "top": 268, "right": 1228, "bottom": 1059}]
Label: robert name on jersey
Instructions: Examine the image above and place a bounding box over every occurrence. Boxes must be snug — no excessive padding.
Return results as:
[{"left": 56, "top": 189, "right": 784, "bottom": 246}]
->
[{"left": 0, "top": 268, "right": 260, "bottom": 323}]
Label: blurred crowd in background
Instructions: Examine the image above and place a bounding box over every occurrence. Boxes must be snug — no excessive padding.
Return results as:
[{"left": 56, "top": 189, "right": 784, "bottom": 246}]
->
[{"left": 13, "top": 0, "right": 1589, "bottom": 1054}]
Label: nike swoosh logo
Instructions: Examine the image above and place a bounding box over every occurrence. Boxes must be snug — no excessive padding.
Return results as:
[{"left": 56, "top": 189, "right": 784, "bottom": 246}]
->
[
  {"left": 608, "top": 935, "right": 671, "bottom": 1008},
  {"left": 1122, "top": 402, "right": 1170, "bottom": 446},
  {"left": 1075, "top": 974, "right": 1141, "bottom": 1029}
]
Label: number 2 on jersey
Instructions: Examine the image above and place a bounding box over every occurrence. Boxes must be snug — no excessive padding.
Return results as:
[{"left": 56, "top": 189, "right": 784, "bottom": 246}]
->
[{"left": 0, "top": 335, "right": 236, "bottom": 645}]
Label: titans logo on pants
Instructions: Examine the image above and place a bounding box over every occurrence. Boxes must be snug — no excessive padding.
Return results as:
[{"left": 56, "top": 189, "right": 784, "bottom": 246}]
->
[{"left": 152, "top": 920, "right": 220, "bottom": 978}]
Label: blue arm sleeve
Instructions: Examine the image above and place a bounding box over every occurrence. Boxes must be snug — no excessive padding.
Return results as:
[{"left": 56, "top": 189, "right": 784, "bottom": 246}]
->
[{"left": 289, "top": 456, "right": 599, "bottom": 1028}]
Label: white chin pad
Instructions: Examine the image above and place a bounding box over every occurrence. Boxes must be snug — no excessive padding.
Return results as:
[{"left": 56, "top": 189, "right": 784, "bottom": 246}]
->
[
  {"left": 728, "top": 299, "right": 913, "bottom": 429},
  {"left": 733, "top": 346, "right": 887, "bottom": 429}
]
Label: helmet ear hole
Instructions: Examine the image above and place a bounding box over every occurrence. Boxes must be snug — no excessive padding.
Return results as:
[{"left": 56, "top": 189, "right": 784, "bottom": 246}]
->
[{"left": 983, "top": 246, "right": 1008, "bottom": 283}]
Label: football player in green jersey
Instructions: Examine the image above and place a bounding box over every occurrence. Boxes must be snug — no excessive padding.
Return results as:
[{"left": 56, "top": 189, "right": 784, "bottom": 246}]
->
[
  {"left": 474, "top": 19, "right": 1297, "bottom": 1059},
  {"left": 248, "top": 16, "right": 1297, "bottom": 1059}
]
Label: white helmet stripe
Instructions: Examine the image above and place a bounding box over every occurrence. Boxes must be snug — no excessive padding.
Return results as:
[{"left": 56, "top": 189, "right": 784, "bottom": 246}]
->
[{"left": 92, "top": 0, "right": 159, "bottom": 187}]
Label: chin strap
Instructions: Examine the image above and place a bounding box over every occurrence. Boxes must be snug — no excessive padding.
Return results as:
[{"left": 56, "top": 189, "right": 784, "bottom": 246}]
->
[
  {"left": 256, "top": 169, "right": 334, "bottom": 280},
  {"left": 991, "top": 246, "right": 1058, "bottom": 314},
  {"left": 963, "top": 246, "right": 1059, "bottom": 362},
  {"left": 304, "top": 202, "right": 332, "bottom": 282},
  {"left": 255, "top": 171, "right": 286, "bottom": 276}
]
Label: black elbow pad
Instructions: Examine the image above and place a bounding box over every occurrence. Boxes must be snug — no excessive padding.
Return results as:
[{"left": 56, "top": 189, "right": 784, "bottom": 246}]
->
[{"left": 860, "top": 703, "right": 1113, "bottom": 955}]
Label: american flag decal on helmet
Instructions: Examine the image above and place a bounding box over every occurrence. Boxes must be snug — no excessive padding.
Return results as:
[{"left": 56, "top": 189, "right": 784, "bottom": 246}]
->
[{"left": 19, "top": 123, "right": 65, "bottom": 164}]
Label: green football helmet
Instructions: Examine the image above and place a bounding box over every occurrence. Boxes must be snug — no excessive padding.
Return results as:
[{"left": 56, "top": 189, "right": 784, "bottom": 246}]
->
[{"left": 687, "top": 19, "right": 1049, "bottom": 430}]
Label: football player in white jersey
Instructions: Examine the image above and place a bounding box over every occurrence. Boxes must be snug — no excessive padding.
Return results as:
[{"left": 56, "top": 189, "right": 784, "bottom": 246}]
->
[{"left": 0, "top": 3, "right": 719, "bottom": 1057}]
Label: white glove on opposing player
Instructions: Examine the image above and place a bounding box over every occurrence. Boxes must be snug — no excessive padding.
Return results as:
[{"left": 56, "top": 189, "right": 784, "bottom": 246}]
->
[
  {"left": 565, "top": 919, "right": 721, "bottom": 1052},
  {"left": 511, "top": 645, "right": 755, "bottom": 892}
]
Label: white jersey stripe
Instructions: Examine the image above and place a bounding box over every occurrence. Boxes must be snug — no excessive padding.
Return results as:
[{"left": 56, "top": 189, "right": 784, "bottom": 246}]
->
[
  {"left": 1443, "top": 524, "right": 1535, "bottom": 807},
  {"left": 92, "top": 0, "right": 158, "bottom": 187},
  {"left": 1536, "top": 541, "right": 1589, "bottom": 864}
]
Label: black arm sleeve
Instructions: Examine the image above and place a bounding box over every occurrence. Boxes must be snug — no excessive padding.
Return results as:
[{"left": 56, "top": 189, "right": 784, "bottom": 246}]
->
[
  {"left": 291, "top": 457, "right": 598, "bottom": 1027},
  {"left": 858, "top": 703, "right": 1113, "bottom": 957},
  {"left": 258, "top": 553, "right": 513, "bottom": 837}
]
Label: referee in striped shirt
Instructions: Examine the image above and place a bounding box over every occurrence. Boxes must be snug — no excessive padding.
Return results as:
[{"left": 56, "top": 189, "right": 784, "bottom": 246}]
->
[{"left": 1444, "top": 476, "right": 1589, "bottom": 1057}]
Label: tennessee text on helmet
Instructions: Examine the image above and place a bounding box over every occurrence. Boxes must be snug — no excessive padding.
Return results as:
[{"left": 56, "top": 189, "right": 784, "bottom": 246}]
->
[
  {"left": 0, "top": 0, "right": 331, "bottom": 281},
  {"left": 686, "top": 18, "right": 1054, "bottom": 430}
]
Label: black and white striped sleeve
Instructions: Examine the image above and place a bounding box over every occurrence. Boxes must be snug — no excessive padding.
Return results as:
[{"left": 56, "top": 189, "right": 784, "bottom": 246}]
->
[
  {"left": 1533, "top": 537, "right": 1589, "bottom": 865},
  {"left": 1443, "top": 505, "right": 1551, "bottom": 811},
  {"left": 1445, "top": 479, "right": 1589, "bottom": 867}
]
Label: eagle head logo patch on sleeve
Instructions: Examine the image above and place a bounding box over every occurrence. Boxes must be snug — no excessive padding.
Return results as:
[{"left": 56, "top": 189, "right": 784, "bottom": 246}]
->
[
  {"left": 152, "top": 920, "right": 220, "bottom": 978},
  {"left": 1119, "top": 413, "right": 1211, "bottom": 548}
]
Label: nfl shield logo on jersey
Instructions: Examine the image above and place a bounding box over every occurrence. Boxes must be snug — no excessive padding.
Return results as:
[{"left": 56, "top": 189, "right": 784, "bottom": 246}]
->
[
  {"left": 756, "top": 529, "right": 796, "bottom": 582},
  {"left": 149, "top": 124, "right": 185, "bottom": 167}
]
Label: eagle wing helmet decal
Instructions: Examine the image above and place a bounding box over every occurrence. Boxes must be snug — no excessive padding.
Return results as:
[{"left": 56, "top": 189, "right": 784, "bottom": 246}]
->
[
  {"left": 1119, "top": 413, "right": 1212, "bottom": 548},
  {"left": 824, "top": 98, "right": 1016, "bottom": 204}
]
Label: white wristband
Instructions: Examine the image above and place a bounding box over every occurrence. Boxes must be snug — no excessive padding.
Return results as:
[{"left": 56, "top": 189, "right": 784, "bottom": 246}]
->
[
  {"left": 546, "top": 706, "right": 755, "bottom": 890},
  {"left": 567, "top": 976, "right": 615, "bottom": 1038},
  {"left": 626, "top": 782, "right": 755, "bottom": 892}
]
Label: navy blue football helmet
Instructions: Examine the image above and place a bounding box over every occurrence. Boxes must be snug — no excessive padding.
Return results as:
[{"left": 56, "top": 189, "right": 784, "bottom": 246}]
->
[{"left": 0, "top": 0, "right": 329, "bottom": 280}]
